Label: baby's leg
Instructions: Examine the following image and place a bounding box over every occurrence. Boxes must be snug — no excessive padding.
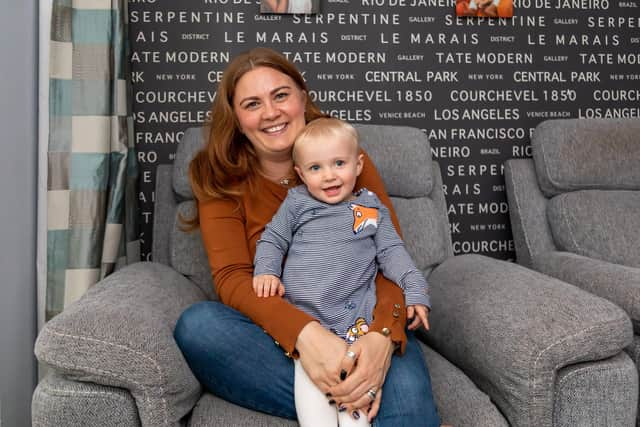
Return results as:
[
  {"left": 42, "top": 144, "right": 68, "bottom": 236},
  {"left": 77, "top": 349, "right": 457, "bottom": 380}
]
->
[{"left": 294, "top": 360, "right": 338, "bottom": 427}]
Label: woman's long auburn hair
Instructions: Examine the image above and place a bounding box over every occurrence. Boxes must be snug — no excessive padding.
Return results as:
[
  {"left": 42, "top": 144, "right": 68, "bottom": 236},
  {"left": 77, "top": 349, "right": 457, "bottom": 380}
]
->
[{"left": 185, "top": 48, "right": 326, "bottom": 228}]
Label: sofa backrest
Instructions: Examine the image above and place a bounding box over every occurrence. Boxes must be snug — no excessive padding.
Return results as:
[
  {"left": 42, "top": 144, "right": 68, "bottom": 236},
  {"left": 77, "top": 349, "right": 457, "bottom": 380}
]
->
[
  {"left": 546, "top": 190, "right": 640, "bottom": 267},
  {"left": 157, "top": 125, "right": 453, "bottom": 299},
  {"left": 532, "top": 118, "right": 640, "bottom": 197},
  {"left": 512, "top": 118, "right": 640, "bottom": 267}
]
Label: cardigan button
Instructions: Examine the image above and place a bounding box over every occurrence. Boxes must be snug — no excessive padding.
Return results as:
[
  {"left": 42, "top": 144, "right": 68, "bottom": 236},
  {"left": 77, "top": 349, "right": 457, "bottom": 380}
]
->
[
  {"left": 393, "top": 304, "right": 401, "bottom": 309},
  {"left": 381, "top": 327, "right": 391, "bottom": 337},
  {"left": 392, "top": 311, "right": 400, "bottom": 318}
]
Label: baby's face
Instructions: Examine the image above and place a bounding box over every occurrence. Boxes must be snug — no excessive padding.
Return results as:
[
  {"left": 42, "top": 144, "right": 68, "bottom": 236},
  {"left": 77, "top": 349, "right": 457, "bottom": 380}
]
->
[{"left": 294, "top": 135, "right": 364, "bottom": 204}]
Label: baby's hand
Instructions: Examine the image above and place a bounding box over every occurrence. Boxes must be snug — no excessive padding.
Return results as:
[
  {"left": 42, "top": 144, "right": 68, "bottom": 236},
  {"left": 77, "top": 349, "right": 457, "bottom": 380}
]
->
[
  {"left": 252, "top": 274, "right": 285, "bottom": 298},
  {"left": 407, "top": 305, "right": 430, "bottom": 331}
]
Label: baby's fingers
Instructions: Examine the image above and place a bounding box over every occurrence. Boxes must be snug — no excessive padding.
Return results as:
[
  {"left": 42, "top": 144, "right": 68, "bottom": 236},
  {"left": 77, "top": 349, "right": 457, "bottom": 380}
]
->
[
  {"left": 252, "top": 278, "right": 263, "bottom": 297},
  {"left": 406, "top": 305, "right": 415, "bottom": 320},
  {"left": 407, "top": 315, "right": 421, "bottom": 330},
  {"left": 416, "top": 308, "right": 430, "bottom": 331},
  {"left": 269, "top": 278, "right": 280, "bottom": 296}
]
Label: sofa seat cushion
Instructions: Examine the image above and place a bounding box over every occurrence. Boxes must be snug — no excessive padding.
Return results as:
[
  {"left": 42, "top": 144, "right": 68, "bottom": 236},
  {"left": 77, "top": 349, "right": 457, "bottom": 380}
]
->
[
  {"left": 547, "top": 190, "right": 640, "bottom": 267},
  {"left": 188, "top": 394, "right": 298, "bottom": 427},
  {"left": 187, "top": 342, "right": 508, "bottom": 427}
]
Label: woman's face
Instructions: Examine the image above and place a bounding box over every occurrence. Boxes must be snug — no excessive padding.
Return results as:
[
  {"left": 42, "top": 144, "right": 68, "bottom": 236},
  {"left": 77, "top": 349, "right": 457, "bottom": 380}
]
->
[{"left": 233, "top": 66, "right": 307, "bottom": 162}]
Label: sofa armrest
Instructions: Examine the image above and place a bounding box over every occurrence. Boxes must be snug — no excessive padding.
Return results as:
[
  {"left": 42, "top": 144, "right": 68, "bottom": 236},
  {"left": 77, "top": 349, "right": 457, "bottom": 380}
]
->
[
  {"left": 32, "top": 371, "right": 141, "bottom": 427},
  {"left": 35, "top": 262, "right": 207, "bottom": 427},
  {"left": 504, "top": 158, "right": 556, "bottom": 268},
  {"left": 421, "top": 254, "right": 633, "bottom": 427},
  {"left": 534, "top": 251, "right": 640, "bottom": 333}
]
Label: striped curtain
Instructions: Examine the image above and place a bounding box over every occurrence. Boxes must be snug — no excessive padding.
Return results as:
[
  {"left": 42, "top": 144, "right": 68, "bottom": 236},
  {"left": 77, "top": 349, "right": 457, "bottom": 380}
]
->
[{"left": 47, "top": 0, "right": 139, "bottom": 320}]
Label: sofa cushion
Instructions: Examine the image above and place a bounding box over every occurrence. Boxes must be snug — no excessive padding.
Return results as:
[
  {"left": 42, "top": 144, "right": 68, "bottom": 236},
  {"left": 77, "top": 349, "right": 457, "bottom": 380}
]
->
[
  {"left": 187, "top": 343, "right": 509, "bottom": 427},
  {"left": 173, "top": 127, "right": 208, "bottom": 201},
  {"left": 420, "top": 343, "right": 509, "bottom": 427},
  {"left": 173, "top": 125, "right": 434, "bottom": 201},
  {"left": 171, "top": 201, "right": 217, "bottom": 300},
  {"left": 392, "top": 196, "right": 449, "bottom": 271},
  {"left": 532, "top": 118, "right": 640, "bottom": 197},
  {"left": 547, "top": 190, "right": 640, "bottom": 267},
  {"left": 355, "top": 124, "right": 433, "bottom": 197}
]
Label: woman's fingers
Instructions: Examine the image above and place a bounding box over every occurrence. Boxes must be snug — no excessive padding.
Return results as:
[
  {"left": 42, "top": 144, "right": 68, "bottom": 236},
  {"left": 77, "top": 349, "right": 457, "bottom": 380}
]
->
[
  {"left": 338, "top": 347, "right": 359, "bottom": 381},
  {"left": 329, "top": 334, "right": 390, "bottom": 404},
  {"left": 367, "top": 387, "right": 383, "bottom": 422},
  {"left": 336, "top": 377, "right": 377, "bottom": 409},
  {"left": 335, "top": 381, "right": 382, "bottom": 419},
  {"left": 332, "top": 366, "right": 370, "bottom": 398},
  {"left": 320, "top": 331, "right": 394, "bottom": 415},
  {"left": 296, "top": 322, "right": 348, "bottom": 392}
]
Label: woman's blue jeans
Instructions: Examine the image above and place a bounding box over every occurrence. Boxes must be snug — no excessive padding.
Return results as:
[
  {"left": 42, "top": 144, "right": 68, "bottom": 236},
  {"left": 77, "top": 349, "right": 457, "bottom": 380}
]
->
[{"left": 174, "top": 301, "right": 440, "bottom": 426}]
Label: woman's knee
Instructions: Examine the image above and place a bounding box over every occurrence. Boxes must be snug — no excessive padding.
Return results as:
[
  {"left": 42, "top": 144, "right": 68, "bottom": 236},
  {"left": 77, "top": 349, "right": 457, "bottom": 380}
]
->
[{"left": 174, "top": 301, "right": 234, "bottom": 350}]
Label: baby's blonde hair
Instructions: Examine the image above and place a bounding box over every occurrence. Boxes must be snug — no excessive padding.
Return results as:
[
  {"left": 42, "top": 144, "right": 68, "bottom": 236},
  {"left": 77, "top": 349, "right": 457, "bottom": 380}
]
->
[{"left": 292, "top": 117, "right": 359, "bottom": 165}]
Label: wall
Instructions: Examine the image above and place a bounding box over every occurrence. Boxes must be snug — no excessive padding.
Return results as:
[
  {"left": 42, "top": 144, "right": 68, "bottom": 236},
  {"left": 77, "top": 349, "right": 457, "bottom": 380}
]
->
[
  {"left": 128, "top": 1, "right": 640, "bottom": 261},
  {"left": 0, "top": 2, "right": 38, "bottom": 426}
]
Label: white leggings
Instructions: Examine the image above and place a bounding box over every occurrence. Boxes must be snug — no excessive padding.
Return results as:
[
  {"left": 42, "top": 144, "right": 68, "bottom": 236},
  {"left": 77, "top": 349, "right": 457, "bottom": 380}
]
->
[{"left": 294, "top": 360, "right": 370, "bottom": 427}]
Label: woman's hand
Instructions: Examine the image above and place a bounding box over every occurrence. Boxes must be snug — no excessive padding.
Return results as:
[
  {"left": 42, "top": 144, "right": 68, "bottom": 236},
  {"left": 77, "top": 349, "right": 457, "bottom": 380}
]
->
[
  {"left": 296, "top": 321, "right": 348, "bottom": 392},
  {"left": 327, "top": 331, "right": 394, "bottom": 422}
]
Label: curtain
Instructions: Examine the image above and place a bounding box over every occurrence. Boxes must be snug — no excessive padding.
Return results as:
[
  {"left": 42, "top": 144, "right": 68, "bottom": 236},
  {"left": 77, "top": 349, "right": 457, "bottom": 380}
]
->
[
  {"left": 38, "top": 0, "right": 53, "bottom": 331},
  {"left": 46, "top": 0, "right": 139, "bottom": 321}
]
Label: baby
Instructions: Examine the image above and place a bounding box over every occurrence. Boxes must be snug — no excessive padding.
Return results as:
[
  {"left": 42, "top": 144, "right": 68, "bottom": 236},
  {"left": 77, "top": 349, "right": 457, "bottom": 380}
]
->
[{"left": 253, "top": 117, "right": 431, "bottom": 427}]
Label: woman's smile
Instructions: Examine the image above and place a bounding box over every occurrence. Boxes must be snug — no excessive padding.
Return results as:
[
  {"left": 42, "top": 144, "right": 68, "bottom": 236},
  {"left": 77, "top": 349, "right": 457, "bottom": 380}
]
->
[
  {"left": 233, "top": 66, "right": 307, "bottom": 160},
  {"left": 263, "top": 123, "right": 288, "bottom": 134}
]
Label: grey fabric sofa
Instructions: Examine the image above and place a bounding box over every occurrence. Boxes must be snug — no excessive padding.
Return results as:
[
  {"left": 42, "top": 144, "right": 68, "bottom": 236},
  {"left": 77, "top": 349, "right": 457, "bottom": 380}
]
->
[
  {"left": 33, "top": 124, "right": 637, "bottom": 427},
  {"left": 505, "top": 118, "right": 640, "bottom": 425}
]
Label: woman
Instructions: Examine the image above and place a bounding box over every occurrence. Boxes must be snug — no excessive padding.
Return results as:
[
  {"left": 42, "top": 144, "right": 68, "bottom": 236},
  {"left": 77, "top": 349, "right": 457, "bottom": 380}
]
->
[{"left": 174, "top": 47, "right": 440, "bottom": 426}]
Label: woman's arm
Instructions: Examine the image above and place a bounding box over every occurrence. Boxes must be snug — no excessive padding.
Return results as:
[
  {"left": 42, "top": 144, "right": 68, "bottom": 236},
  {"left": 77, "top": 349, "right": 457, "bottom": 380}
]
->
[
  {"left": 198, "top": 196, "right": 314, "bottom": 355},
  {"left": 355, "top": 150, "right": 408, "bottom": 352}
]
